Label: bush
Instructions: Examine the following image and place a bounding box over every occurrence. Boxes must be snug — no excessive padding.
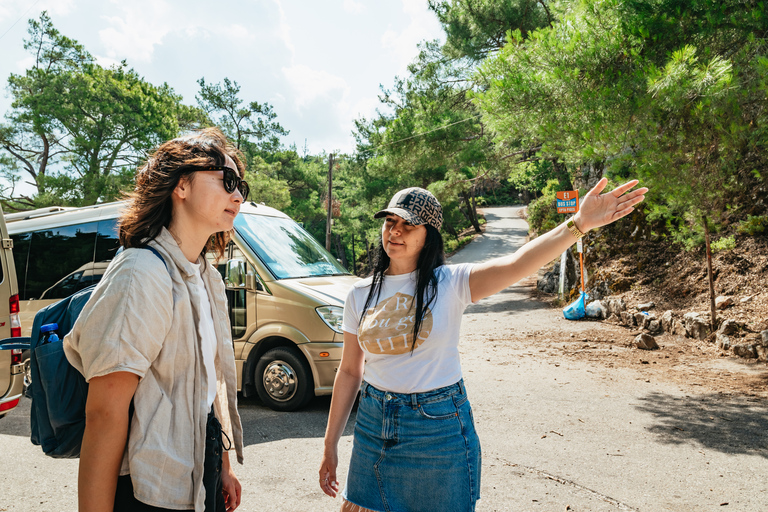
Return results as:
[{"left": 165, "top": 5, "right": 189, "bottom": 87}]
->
[
  {"left": 445, "top": 234, "right": 474, "bottom": 254},
  {"left": 526, "top": 179, "right": 562, "bottom": 236},
  {"left": 736, "top": 215, "right": 767, "bottom": 235},
  {"left": 711, "top": 235, "right": 736, "bottom": 252}
]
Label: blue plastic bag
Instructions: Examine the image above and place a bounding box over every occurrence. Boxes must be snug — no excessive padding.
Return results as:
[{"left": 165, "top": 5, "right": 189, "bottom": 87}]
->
[{"left": 563, "top": 291, "right": 588, "bottom": 320}]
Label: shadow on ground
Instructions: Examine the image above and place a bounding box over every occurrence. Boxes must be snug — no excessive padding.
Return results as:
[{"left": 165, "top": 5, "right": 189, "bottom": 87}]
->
[
  {"left": 239, "top": 394, "right": 357, "bottom": 447},
  {"left": 465, "top": 283, "right": 553, "bottom": 315},
  {"left": 0, "top": 394, "right": 354, "bottom": 448},
  {"left": 635, "top": 392, "right": 768, "bottom": 458}
]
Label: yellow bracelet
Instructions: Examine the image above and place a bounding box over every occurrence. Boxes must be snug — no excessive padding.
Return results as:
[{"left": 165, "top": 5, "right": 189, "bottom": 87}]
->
[{"left": 566, "top": 218, "right": 586, "bottom": 239}]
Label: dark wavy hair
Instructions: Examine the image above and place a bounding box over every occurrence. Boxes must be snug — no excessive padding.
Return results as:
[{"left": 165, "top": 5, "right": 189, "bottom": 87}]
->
[
  {"left": 119, "top": 127, "right": 245, "bottom": 260},
  {"left": 360, "top": 225, "right": 445, "bottom": 353}
]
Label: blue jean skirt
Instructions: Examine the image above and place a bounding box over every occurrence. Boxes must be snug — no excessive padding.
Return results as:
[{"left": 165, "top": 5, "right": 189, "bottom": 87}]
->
[{"left": 343, "top": 380, "right": 481, "bottom": 512}]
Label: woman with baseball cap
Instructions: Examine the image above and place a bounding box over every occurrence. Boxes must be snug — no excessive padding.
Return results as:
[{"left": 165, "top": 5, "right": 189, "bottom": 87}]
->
[{"left": 320, "top": 179, "right": 646, "bottom": 511}]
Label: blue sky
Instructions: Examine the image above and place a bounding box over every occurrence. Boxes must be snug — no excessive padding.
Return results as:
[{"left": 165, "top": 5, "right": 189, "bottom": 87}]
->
[{"left": 0, "top": 0, "right": 445, "bottom": 157}]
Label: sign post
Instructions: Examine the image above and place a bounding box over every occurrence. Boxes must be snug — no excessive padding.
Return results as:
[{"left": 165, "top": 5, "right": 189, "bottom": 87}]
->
[{"left": 556, "top": 191, "right": 583, "bottom": 299}]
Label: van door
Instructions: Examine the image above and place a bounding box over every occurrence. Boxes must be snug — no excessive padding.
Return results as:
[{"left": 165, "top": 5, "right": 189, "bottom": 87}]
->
[
  {"left": 210, "top": 242, "right": 259, "bottom": 357},
  {"left": 0, "top": 204, "right": 20, "bottom": 398}
]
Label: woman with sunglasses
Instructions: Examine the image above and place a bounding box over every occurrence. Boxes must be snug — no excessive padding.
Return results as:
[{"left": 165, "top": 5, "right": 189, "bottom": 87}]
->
[
  {"left": 319, "top": 181, "right": 646, "bottom": 512},
  {"left": 64, "top": 127, "right": 249, "bottom": 512}
]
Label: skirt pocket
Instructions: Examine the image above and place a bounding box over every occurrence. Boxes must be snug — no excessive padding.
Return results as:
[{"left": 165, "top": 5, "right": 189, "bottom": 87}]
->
[{"left": 417, "top": 397, "right": 459, "bottom": 420}]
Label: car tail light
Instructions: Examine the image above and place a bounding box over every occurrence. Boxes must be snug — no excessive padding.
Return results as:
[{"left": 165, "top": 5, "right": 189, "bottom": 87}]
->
[
  {"left": 11, "top": 348, "right": 22, "bottom": 365},
  {"left": 0, "top": 398, "right": 20, "bottom": 412},
  {"left": 9, "top": 294, "right": 20, "bottom": 337}
]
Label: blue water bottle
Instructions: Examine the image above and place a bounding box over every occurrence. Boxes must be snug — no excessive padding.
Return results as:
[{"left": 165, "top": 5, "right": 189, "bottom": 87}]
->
[{"left": 41, "top": 323, "right": 61, "bottom": 344}]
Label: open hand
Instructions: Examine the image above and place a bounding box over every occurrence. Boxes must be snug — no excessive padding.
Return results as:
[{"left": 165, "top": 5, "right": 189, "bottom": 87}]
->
[{"left": 574, "top": 178, "right": 647, "bottom": 232}]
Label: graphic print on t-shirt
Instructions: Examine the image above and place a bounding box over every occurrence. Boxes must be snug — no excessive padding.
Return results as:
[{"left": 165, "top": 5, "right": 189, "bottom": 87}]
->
[{"left": 358, "top": 292, "right": 433, "bottom": 355}]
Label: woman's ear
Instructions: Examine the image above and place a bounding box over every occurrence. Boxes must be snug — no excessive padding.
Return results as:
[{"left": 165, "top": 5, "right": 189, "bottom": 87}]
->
[{"left": 173, "top": 176, "right": 189, "bottom": 200}]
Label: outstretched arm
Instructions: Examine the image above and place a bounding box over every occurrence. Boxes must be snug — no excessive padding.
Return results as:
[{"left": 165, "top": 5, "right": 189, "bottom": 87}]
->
[{"left": 469, "top": 178, "right": 647, "bottom": 302}]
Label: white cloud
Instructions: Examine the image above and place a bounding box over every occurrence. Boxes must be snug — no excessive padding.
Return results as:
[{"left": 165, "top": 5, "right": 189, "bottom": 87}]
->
[
  {"left": 98, "top": 0, "right": 173, "bottom": 62},
  {"left": 282, "top": 64, "right": 349, "bottom": 110},
  {"left": 270, "top": 0, "right": 296, "bottom": 58},
  {"left": 0, "top": 0, "right": 74, "bottom": 32},
  {"left": 381, "top": 0, "right": 441, "bottom": 75},
  {"left": 94, "top": 55, "right": 122, "bottom": 69},
  {"left": 343, "top": 0, "right": 363, "bottom": 14},
  {"left": 43, "top": 0, "right": 76, "bottom": 16},
  {"left": 14, "top": 56, "right": 34, "bottom": 72},
  {"left": 229, "top": 24, "right": 257, "bottom": 45}
]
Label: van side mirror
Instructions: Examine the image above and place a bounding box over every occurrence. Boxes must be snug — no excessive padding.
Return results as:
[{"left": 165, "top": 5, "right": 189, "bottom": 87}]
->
[{"left": 246, "top": 273, "right": 262, "bottom": 291}]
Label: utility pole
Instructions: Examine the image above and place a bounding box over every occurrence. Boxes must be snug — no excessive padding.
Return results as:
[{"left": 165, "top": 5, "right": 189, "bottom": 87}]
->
[{"left": 325, "top": 153, "right": 334, "bottom": 251}]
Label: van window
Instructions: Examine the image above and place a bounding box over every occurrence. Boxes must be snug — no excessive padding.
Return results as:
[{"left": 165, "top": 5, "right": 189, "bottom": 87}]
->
[
  {"left": 95, "top": 219, "right": 120, "bottom": 265},
  {"left": 11, "top": 231, "right": 31, "bottom": 298},
  {"left": 234, "top": 214, "right": 348, "bottom": 279},
  {"left": 25, "top": 222, "right": 98, "bottom": 300}
]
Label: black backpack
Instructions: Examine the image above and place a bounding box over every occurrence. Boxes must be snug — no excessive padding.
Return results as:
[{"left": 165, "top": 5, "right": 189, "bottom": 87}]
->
[{"left": 29, "top": 247, "right": 166, "bottom": 458}]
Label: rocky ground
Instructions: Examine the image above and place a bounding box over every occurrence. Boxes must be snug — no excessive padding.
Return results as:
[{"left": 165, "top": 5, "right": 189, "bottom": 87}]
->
[
  {"left": 531, "top": 284, "right": 768, "bottom": 399},
  {"left": 531, "top": 220, "right": 768, "bottom": 399}
]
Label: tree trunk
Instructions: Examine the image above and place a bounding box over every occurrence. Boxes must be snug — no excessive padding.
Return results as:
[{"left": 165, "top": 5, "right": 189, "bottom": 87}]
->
[
  {"left": 365, "top": 236, "right": 373, "bottom": 273},
  {"left": 443, "top": 222, "right": 458, "bottom": 239},
  {"left": 702, "top": 214, "right": 718, "bottom": 331},
  {"left": 460, "top": 190, "right": 482, "bottom": 233},
  {"left": 334, "top": 233, "right": 348, "bottom": 269}
]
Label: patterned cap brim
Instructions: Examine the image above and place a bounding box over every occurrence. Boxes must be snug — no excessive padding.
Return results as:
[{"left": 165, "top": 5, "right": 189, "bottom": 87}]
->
[{"left": 373, "top": 208, "right": 425, "bottom": 226}]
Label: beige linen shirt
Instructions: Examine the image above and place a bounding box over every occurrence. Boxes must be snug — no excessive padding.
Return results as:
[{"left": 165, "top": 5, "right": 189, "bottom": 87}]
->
[{"left": 64, "top": 228, "right": 244, "bottom": 512}]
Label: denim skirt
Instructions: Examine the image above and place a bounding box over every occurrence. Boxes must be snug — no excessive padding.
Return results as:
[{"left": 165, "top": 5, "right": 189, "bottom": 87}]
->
[{"left": 343, "top": 380, "right": 481, "bottom": 512}]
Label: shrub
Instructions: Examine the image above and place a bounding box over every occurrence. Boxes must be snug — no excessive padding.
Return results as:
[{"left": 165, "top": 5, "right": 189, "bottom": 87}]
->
[
  {"left": 736, "top": 215, "right": 767, "bottom": 235},
  {"left": 526, "top": 179, "right": 562, "bottom": 236},
  {"left": 711, "top": 235, "right": 736, "bottom": 252}
]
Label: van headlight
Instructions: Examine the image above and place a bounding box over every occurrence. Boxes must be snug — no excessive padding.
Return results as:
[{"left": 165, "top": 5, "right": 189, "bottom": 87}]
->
[{"left": 316, "top": 306, "right": 344, "bottom": 334}]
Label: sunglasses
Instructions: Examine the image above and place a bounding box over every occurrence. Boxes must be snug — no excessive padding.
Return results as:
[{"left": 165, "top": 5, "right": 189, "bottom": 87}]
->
[{"left": 185, "top": 165, "right": 250, "bottom": 201}]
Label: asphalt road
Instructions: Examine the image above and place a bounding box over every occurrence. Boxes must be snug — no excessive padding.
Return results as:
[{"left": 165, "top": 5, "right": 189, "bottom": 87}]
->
[{"left": 1, "top": 206, "right": 767, "bottom": 511}]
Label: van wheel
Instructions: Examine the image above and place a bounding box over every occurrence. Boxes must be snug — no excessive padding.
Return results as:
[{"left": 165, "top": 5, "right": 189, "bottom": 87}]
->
[{"left": 255, "top": 347, "right": 313, "bottom": 411}]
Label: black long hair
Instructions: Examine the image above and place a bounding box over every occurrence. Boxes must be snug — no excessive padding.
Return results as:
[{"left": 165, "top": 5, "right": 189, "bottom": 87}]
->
[{"left": 360, "top": 225, "right": 445, "bottom": 352}]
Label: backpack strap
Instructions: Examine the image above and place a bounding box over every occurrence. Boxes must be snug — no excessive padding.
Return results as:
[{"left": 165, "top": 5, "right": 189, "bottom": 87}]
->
[
  {"left": 114, "top": 245, "right": 168, "bottom": 272},
  {"left": 143, "top": 246, "right": 168, "bottom": 271}
]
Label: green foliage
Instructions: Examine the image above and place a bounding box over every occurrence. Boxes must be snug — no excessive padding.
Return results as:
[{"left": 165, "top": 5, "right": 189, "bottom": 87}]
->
[
  {"left": 737, "top": 215, "right": 768, "bottom": 235},
  {"left": 711, "top": 235, "right": 736, "bottom": 252},
  {"left": 196, "top": 77, "right": 288, "bottom": 157},
  {"left": 445, "top": 234, "right": 474, "bottom": 254},
  {"left": 473, "top": 0, "right": 768, "bottom": 249},
  {"left": 428, "top": 0, "right": 554, "bottom": 61},
  {"left": 526, "top": 179, "right": 561, "bottom": 235},
  {"left": 0, "top": 12, "right": 198, "bottom": 208}
]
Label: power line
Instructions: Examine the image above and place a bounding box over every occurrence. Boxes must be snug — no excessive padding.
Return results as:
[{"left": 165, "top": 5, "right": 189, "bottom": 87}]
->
[
  {"left": 368, "top": 113, "right": 482, "bottom": 152},
  {"left": 0, "top": 0, "right": 42, "bottom": 42}
]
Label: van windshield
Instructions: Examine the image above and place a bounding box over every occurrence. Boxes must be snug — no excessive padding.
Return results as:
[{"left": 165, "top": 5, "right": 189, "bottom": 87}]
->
[{"left": 235, "top": 213, "right": 349, "bottom": 279}]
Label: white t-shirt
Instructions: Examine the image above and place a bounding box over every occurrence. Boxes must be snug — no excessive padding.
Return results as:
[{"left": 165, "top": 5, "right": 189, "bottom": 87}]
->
[
  {"left": 342, "top": 263, "right": 474, "bottom": 393},
  {"left": 192, "top": 264, "right": 217, "bottom": 408}
]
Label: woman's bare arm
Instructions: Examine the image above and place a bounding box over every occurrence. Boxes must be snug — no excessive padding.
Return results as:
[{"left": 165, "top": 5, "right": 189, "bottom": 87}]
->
[
  {"left": 78, "top": 371, "right": 139, "bottom": 512},
  {"left": 319, "top": 331, "right": 365, "bottom": 498}
]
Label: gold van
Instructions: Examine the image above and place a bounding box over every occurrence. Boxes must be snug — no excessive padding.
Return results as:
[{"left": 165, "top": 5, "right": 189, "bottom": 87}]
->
[
  {"left": 0, "top": 203, "right": 24, "bottom": 419},
  {"left": 6, "top": 201, "right": 359, "bottom": 411}
]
